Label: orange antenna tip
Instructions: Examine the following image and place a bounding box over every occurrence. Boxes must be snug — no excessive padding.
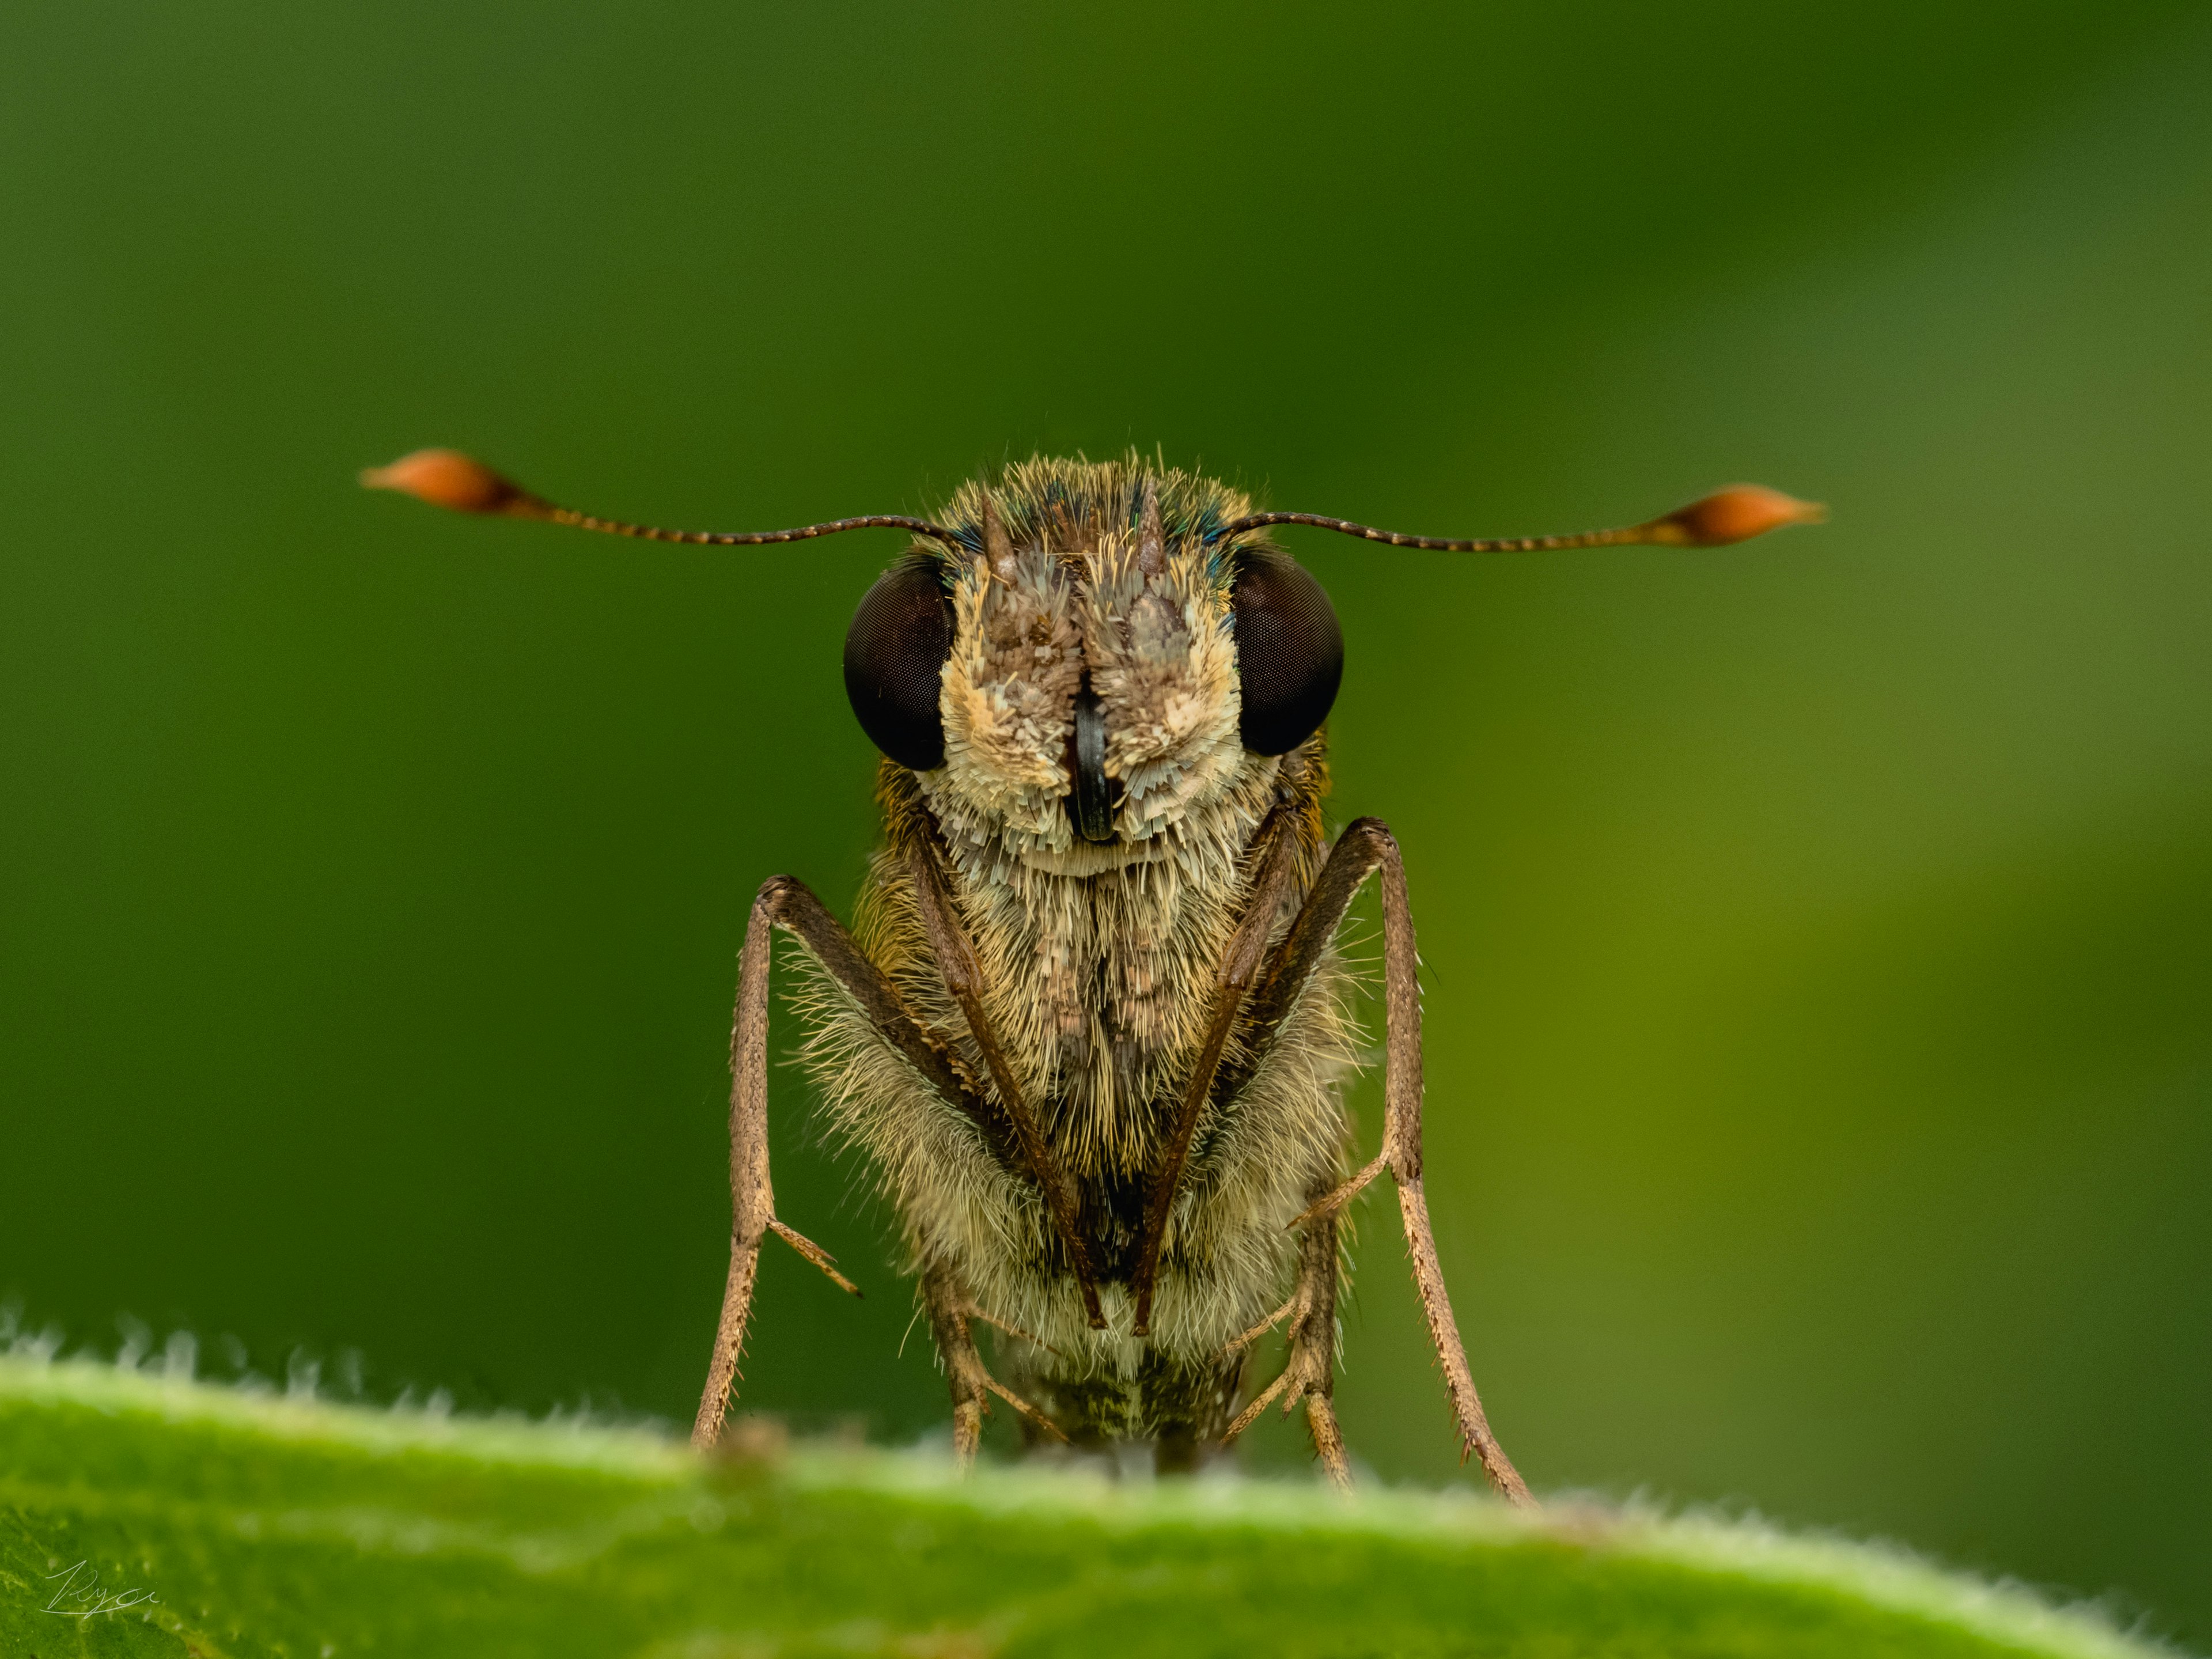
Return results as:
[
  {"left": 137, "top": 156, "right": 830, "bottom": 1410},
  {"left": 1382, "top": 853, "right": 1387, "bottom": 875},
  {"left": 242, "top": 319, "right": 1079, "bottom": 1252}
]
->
[
  {"left": 359, "top": 448, "right": 535, "bottom": 516},
  {"left": 1651, "top": 484, "right": 1827, "bottom": 548}
]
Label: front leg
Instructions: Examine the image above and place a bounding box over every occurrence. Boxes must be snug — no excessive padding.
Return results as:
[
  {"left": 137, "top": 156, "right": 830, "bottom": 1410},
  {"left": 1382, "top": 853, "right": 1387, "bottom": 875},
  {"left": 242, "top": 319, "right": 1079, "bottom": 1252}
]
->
[
  {"left": 1129, "top": 799, "right": 1302, "bottom": 1332},
  {"left": 1368, "top": 824, "right": 1533, "bottom": 1506},
  {"left": 693, "top": 874, "right": 1014, "bottom": 1450},
  {"left": 1236, "top": 819, "right": 1534, "bottom": 1506},
  {"left": 903, "top": 826, "right": 1107, "bottom": 1328}
]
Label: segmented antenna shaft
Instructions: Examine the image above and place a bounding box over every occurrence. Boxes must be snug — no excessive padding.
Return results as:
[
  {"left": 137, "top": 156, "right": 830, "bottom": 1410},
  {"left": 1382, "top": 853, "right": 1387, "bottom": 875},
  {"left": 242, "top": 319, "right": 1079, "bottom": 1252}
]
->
[
  {"left": 539, "top": 505, "right": 961, "bottom": 547},
  {"left": 1205, "top": 511, "right": 1652, "bottom": 552}
]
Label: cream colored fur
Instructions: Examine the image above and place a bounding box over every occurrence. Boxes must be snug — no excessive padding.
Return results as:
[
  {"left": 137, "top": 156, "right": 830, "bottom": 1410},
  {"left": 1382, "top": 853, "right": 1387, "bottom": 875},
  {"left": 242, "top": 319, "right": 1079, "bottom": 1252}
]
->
[{"left": 791, "top": 457, "right": 1360, "bottom": 1446}]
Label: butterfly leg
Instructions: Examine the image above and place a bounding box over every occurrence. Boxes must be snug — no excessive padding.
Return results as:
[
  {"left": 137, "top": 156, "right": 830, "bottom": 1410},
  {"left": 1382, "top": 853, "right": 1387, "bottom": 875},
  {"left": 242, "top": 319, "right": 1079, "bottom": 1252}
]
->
[
  {"left": 921, "top": 1257, "right": 1067, "bottom": 1468},
  {"left": 1233, "top": 819, "right": 1533, "bottom": 1505},
  {"left": 1365, "top": 822, "right": 1533, "bottom": 1506},
  {"left": 694, "top": 874, "right": 1010, "bottom": 1450},
  {"left": 1221, "top": 1203, "right": 1350, "bottom": 1489}
]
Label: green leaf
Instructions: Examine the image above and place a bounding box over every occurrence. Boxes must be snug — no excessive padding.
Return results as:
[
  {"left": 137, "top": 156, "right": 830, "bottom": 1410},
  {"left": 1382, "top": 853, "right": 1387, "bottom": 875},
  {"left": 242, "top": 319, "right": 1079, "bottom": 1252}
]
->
[{"left": 0, "top": 1356, "right": 2154, "bottom": 1659}]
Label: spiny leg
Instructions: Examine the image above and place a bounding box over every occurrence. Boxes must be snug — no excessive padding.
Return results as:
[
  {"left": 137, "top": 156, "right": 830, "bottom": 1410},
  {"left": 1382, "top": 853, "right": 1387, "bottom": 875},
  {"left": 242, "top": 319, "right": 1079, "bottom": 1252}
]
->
[
  {"left": 694, "top": 874, "right": 1011, "bottom": 1450},
  {"left": 902, "top": 823, "right": 1107, "bottom": 1328},
  {"left": 1304, "top": 1393, "right": 1349, "bottom": 1487},
  {"left": 1129, "top": 798, "right": 1302, "bottom": 1332},
  {"left": 1233, "top": 819, "right": 1534, "bottom": 1506},
  {"left": 1221, "top": 1206, "right": 1349, "bottom": 1490},
  {"left": 961, "top": 1301, "right": 1060, "bottom": 1357},
  {"left": 921, "top": 1258, "right": 1066, "bottom": 1468},
  {"left": 693, "top": 884, "right": 778, "bottom": 1449},
  {"left": 1368, "top": 821, "right": 1533, "bottom": 1506},
  {"left": 1218, "top": 1289, "right": 1304, "bottom": 1363},
  {"left": 767, "top": 1218, "right": 861, "bottom": 1297}
]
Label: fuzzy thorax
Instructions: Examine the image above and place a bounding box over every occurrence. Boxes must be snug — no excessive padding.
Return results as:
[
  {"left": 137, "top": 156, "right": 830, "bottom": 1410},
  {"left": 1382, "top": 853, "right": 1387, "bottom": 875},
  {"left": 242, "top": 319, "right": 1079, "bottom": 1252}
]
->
[{"left": 795, "top": 457, "right": 1362, "bottom": 1447}]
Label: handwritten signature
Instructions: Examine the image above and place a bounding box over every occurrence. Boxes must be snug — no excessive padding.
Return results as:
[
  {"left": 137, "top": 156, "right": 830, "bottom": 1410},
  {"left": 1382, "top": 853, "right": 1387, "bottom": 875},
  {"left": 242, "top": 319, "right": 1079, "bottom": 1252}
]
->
[{"left": 42, "top": 1559, "right": 159, "bottom": 1617}]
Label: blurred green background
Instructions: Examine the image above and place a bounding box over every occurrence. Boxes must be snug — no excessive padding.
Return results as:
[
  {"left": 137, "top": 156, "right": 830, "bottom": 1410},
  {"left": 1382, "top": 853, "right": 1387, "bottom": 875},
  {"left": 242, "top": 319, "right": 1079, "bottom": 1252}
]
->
[{"left": 3, "top": 0, "right": 2208, "bottom": 1642}]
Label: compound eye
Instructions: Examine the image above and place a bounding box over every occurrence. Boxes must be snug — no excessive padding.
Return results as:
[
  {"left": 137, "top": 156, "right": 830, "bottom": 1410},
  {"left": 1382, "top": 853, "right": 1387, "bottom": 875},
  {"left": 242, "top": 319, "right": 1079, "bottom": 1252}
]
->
[
  {"left": 844, "top": 556, "right": 953, "bottom": 770},
  {"left": 1232, "top": 550, "right": 1343, "bottom": 755}
]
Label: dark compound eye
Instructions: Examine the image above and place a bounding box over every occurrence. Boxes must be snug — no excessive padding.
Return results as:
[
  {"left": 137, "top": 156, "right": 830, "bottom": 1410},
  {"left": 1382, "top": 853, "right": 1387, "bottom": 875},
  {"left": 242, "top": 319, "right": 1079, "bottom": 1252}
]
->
[
  {"left": 1232, "top": 549, "right": 1343, "bottom": 755},
  {"left": 844, "top": 556, "right": 953, "bottom": 770}
]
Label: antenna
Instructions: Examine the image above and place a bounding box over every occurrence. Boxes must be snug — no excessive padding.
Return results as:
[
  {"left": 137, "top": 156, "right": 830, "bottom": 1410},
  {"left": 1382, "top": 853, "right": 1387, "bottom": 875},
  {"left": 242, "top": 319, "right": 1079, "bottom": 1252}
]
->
[
  {"left": 360, "top": 449, "right": 964, "bottom": 549},
  {"left": 1205, "top": 485, "right": 1826, "bottom": 552}
]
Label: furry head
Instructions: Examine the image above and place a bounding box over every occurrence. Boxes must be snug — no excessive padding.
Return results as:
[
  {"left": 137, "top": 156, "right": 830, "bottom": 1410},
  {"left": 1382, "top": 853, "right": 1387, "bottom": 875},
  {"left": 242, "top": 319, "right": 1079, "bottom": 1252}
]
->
[{"left": 907, "top": 456, "right": 1262, "bottom": 872}]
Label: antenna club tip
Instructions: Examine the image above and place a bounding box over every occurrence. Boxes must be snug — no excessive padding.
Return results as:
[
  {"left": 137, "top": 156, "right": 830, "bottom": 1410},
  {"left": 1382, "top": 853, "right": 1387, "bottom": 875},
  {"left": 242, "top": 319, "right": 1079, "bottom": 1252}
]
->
[
  {"left": 1656, "top": 484, "right": 1827, "bottom": 547},
  {"left": 359, "top": 448, "right": 530, "bottom": 516}
]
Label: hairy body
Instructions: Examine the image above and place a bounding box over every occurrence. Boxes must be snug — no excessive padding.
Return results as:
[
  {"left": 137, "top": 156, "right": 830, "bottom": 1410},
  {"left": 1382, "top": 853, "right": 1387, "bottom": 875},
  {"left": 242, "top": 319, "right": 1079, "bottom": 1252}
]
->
[
  {"left": 363, "top": 437, "right": 1810, "bottom": 1493},
  {"left": 805, "top": 757, "right": 1353, "bottom": 1450},
  {"left": 795, "top": 459, "right": 1357, "bottom": 1455}
]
